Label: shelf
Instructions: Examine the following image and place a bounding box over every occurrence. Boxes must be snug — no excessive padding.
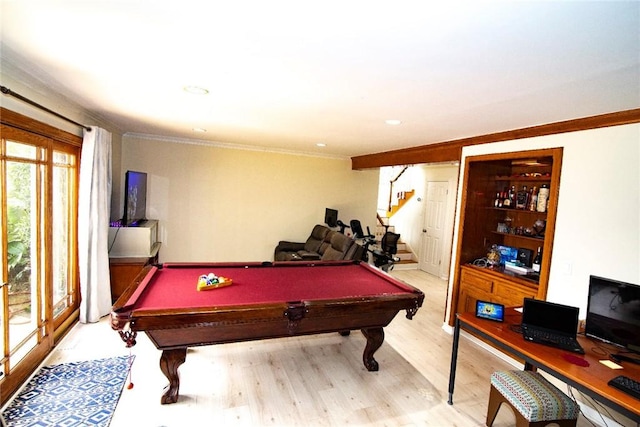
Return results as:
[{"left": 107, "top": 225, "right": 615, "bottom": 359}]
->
[
  {"left": 491, "top": 231, "right": 544, "bottom": 241},
  {"left": 494, "top": 175, "right": 552, "bottom": 182},
  {"left": 488, "top": 207, "right": 547, "bottom": 215}
]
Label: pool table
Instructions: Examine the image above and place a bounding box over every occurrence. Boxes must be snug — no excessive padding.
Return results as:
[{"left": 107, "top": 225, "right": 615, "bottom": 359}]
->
[{"left": 111, "top": 260, "right": 424, "bottom": 404}]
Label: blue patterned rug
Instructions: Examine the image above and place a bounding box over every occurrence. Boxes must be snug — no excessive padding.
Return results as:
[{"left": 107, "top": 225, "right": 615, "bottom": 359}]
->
[{"left": 1, "top": 355, "right": 133, "bottom": 427}]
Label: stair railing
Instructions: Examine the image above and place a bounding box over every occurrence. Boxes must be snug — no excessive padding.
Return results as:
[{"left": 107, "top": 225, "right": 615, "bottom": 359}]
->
[{"left": 388, "top": 166, "right": 409, "bottom": 212}]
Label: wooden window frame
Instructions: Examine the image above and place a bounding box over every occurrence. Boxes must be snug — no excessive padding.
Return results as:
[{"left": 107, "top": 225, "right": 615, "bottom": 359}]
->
[{"left": 0, "top": 107, "right": 82, "bottom": 406}]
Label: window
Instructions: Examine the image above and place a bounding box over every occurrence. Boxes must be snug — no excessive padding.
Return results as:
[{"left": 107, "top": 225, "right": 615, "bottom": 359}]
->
[
  {"left": 52, "top": 146, "right": 78, "bottom": 322},
  {"left": 1, "top": 109, "right": 81, "bottom": 405}
]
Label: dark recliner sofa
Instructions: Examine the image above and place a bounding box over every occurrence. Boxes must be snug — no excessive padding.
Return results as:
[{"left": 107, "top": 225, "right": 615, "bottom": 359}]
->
[{"left": 274, "top": 224, "right": 363, "bottom": 262}]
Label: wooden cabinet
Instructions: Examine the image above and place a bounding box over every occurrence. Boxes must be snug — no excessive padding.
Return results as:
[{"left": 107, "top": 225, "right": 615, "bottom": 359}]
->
[
  {"left": 458, "top": 266, "right": 538, "bottom": 314},
  {"left": 451, "top": 148, "right": 562, "bottom": 319},
  {"left": 109, "top": 243, "right": 160, "bottom": 303}
]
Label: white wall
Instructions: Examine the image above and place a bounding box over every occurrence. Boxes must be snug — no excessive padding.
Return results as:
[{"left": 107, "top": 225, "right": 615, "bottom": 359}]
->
[
  {"left": 446, "top": 123, "right": 640, "bottom": 322},
  {"left": 119, "top": 134, "right": 379, "bottom": 262}
]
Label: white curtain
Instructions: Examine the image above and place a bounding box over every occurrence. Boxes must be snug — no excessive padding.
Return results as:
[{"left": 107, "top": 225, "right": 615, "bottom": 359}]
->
[{"left": 78, "top": 126, "right": 112, "bottom": 323}]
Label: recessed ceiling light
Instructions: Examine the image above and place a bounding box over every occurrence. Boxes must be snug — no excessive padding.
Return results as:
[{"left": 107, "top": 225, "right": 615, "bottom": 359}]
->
[
  {"left": 385, "top": 119, "right": 402, "bottom": 125},
  {"left": 183, "top": 86, "right": 209, "bottom": 95},
  {"left": 192, "top": 127, "right": 207, "bottom": 133},
  {"left": 316, "top": 143, "right": 326, "bottom": 147}
]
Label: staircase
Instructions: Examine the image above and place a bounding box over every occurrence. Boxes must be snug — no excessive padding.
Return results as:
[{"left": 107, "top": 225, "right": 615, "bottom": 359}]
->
[
  {"left": 380, "top": 167, "right": 418, "bottom": 269},
  {"left": 387, "top": 190, "right": 415, "bottom": 217}
]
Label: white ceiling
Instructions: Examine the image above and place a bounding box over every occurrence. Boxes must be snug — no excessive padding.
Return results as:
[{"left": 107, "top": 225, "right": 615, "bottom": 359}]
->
[{"left": 1, "top": 1, "right": 639, "bottom": 158}]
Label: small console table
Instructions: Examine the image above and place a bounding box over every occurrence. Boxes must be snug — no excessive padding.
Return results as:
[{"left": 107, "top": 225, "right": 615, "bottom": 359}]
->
[{"left": 109, "top": 242, "right": 160, "bottom": 303}]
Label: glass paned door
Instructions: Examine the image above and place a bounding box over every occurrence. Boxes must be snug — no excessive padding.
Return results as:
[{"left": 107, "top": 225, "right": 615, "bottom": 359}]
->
[
  {"left": 52, "top": 149, "right": 77, "bottom": 321},
  {"left": 1, "top": 121, "right": 80, "bottom": 405},
  {"left": 6, "top": 141, "right": 46, "bottom": 368},
  {"left": 4, "top": 142, "right": 46, "bottom": 369}
]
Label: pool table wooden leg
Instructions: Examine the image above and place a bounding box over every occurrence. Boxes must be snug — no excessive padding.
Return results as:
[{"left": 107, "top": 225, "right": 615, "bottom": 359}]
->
[
  {"left": 159, "top": 348, "right": 187, "bottom": 404},
  {"left": 361, "top": 327, "right": 384, "bottom": 371}
]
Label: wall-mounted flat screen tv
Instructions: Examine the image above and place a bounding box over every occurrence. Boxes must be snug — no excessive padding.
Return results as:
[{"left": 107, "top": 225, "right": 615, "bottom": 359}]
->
[
  {"left": 585, "top": 275, "right": 640, "bottom": 353},
  {"left": 122, "top": 170, "right": 147, "bottom": 226}
]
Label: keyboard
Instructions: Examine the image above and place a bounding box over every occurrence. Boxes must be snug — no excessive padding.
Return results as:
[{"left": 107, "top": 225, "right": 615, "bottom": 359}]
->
[
  {"left": 523, "top": 327, "right": 585, "bottom": 354},
  {"left": 608, "top": 375, "right": 640, "bottom": 400}
]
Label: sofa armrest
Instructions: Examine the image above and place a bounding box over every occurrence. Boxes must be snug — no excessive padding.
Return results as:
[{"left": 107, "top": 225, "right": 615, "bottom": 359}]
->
[
  {"left": 296, "top": 250, "right": 322, "bottom": 260},
  {"left": 345, "top": 242, "right": 364, "bottom": 261},
  {"left": 275, "top": 241, "right": 305, "bottom": 253}
]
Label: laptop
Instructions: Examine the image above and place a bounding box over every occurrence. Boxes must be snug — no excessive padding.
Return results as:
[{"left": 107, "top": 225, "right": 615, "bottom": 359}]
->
[{"left": 521, "top": 298, "right": 585, "bottom": 354}]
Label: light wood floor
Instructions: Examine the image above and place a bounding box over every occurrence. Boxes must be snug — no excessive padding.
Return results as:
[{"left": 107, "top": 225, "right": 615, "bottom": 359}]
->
[{"left": 24, "top": 270, "right": 626, "bottom": 426}]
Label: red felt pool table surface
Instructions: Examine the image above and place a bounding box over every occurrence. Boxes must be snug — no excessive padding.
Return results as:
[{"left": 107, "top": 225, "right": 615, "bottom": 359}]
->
[
  {"left": 111, "top": 260, "right": 424, "bottom": 404},
  {"left": 128, "top": 261, "right": 418, "bottom": 311}
]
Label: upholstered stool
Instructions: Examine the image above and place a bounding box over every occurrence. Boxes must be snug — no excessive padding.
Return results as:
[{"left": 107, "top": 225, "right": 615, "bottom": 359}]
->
[{"left": 486, "top": 370, "right": 579, "bottom": 427}]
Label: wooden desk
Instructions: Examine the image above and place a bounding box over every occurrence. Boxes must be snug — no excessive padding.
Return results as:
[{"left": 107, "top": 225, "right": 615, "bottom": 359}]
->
[{"left": 447, "top": 308, "right": 640, "bottom": 423}]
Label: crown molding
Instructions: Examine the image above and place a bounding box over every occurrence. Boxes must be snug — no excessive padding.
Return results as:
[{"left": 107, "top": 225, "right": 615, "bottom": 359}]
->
[
  {"left": 351, "top": 109, "right": 640, "bottom": 170},
  {"left": 123, "top": 132, "right": 350, "bottom": 161}
]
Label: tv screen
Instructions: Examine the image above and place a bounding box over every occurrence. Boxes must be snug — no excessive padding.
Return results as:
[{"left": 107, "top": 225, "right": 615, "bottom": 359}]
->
[
  {"left": 324, "top": 208, "right": 338, "bottom": 228},
  {"left": 585, "top": 275, "right": 640, "bottom": 353},
  {"left": 122, "top": 170, "right": 147, "bottom": 226}
]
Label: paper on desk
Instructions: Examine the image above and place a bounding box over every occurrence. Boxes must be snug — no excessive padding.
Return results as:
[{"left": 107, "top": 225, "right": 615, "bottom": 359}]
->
[{"left": 600, "top": 360, "right": 623, "bottom": 369}]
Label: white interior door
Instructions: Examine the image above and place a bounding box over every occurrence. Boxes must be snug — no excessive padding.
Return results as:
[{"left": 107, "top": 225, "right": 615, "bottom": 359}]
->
[{"left": 419, "top": 181, "right": 449, "bottom": 276}]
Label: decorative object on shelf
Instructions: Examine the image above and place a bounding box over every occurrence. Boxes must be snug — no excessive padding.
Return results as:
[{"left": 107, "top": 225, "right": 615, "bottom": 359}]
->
[
  {"left": 533, "top": 219, "right": 546, "bottom": 236},
  {"left": 504, "top": 260, "right": 534, "bottom": 275},
  {"left": 487, "top": 244, "right": 502, "bottom": 267},
  {"left": 516, "top": 185, "right": 529, "bottom": 209},
  {"left": 536, "top": 184, "right": 549, "bottom": 212},
  {"left": 504, "top": 216, "right": 513, "bottom": 231},
  {"left": 517, "top": 248, "right": 533, "bottom": 267},
  {"left": 529, "top": 186, "right": 538, "bottom": 211},
  {"left": 532, "top": 247, "right": 542, "bottom": 273},
  {"left": 497, "top": 245, "right": 518, "bottom": 265},
  {"left": 494, "top": 192, "right": 501, "bottom": 207}
]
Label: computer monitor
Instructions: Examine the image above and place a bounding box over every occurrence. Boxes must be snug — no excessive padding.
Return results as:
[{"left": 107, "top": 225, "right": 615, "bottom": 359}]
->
[
  {"left": 350, "top": 220, "right": 365, "bottom": 238},
  {"left": 585, "top": 275, "right": 640, "bottom": 353},
  {"left": 324, "top": 208, "right": 338, "bottom": 228}
]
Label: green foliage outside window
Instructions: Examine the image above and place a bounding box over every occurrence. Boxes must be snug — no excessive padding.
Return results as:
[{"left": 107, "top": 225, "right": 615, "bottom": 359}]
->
[{"left": 7, "top": 161, "right": 32, "bottom": 291}]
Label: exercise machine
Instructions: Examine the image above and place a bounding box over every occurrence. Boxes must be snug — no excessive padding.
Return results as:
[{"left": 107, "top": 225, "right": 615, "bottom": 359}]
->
[{"left": 349, "top": 219, "right": 400, "bottom": 272}]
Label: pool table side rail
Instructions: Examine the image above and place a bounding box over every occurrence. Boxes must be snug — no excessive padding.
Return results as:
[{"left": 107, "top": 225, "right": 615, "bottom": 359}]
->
[
  {"left": 111, "top": 291, "right": 424, "bottom": 331},
  {"left": 121, "top": 294, "right": 423, "bottom": 350},
  {"left": 111, "top": 264, "right": 156, "bottom": 312}
]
